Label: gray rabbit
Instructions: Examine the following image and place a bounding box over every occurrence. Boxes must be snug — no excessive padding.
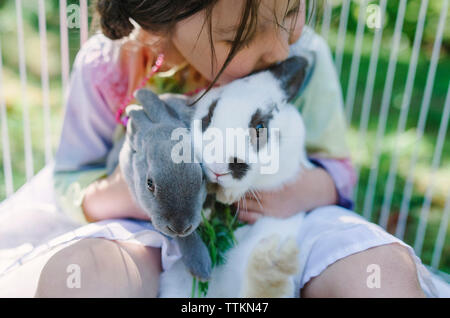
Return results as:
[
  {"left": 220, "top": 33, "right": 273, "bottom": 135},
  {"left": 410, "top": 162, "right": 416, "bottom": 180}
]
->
[{"left": 106, "top": 88, "right": 212, "bottom": 280}]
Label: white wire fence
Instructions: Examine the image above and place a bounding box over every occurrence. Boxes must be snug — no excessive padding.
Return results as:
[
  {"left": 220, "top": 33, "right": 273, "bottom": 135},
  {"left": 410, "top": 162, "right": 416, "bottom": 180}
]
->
[{"left": 0, "top": 0, "right": 449, "bottom": 279}]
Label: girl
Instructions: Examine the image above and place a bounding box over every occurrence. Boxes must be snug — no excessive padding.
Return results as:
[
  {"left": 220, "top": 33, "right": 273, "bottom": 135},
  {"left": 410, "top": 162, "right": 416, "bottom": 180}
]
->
[{"left": 5, "top": 0, "right": 438, "bottom": 297}]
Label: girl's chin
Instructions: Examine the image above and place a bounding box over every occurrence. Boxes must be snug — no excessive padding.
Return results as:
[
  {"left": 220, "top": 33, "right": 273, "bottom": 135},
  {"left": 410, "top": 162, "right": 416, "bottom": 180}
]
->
[
  {"left": 216, "top": 75, "right": 240, "bottom": 85},
  {"left": 201, "top": 71, "right": 247, "bottom": 87},
  {"left": 219, "top": 70, "right": 258, "bottom": 84}
]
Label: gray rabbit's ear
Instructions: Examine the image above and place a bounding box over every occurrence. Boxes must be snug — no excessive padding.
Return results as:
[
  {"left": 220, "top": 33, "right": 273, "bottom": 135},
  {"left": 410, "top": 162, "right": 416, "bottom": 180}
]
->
[
  {"left": 135, "top": 88, "right": 172, "bottom": 123},
  {"left": 268, "top": 53, "right": 315, "bottom": 102},
  {"left": 125, "top": 105, "right": 151, "bottom": 134},
  {"left": 160, "top": 94, "right": 194, "bottom": 127}
]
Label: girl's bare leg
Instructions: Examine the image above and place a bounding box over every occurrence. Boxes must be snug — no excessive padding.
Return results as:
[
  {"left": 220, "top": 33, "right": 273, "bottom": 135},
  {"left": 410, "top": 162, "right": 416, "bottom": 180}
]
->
[
  {"left": 34, "top": 238, "right": 161, "bottom": 298},
  {"left": 301, "top": 243, "right": 426, "bottom": 298}
]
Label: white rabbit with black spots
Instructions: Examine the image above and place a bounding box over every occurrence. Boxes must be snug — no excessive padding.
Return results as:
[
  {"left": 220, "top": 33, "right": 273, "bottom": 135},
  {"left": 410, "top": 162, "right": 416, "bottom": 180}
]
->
[{"left": 160, "top": 54, "right": 315, "bottom": 298}]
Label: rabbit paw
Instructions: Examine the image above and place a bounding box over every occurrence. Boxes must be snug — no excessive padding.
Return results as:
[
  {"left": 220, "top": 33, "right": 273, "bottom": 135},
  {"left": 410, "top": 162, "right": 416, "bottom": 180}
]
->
[{"left": 242, "top": 234, "right": 300, "bottom": 298}]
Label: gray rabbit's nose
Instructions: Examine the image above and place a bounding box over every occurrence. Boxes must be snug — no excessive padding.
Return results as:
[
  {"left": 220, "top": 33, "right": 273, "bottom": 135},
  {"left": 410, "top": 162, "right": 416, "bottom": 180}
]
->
[{"left": 167, "top": 224, "right": 193, "bottom": 236}]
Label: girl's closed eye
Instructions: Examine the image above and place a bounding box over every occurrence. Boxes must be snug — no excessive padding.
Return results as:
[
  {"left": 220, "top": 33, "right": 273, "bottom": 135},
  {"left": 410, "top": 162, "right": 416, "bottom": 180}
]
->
[
  {"left": 222, "top": 3, "right": 300, "bottom": 52},
  {"left": 286, "top": 5, "right": 300, "bottom": 18},
  {"left": 223, "top": 38, "right": 253, "bottom": 49}
]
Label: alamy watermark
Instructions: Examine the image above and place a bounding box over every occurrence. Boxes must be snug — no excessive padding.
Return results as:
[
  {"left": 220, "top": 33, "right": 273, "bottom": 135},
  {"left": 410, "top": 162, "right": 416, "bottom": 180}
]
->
[
  {"left": 67, "top": 4, "right": 81, "bottom": 29},
  {"left": 66, "top": 264, "right": 81, "bottom": 289},
  {"left": 366, "top": 4, "right": 383, "bottom": 29},
  {"left": 170, "top": 120, "right": 280, "bottom": 175},
  {"left": 366, "top": 264, "right": 381, "bottom": 289}
]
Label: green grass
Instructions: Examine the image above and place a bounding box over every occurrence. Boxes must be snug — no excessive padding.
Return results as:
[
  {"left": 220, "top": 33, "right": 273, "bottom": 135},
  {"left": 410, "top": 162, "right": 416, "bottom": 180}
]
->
[{"left": 329, "top": 29, "right": 450, "bottom": 273}]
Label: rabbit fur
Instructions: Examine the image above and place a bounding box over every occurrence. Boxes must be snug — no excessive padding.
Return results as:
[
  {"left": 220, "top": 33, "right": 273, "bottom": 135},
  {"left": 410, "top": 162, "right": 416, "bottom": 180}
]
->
[
  {"left": 160, "top": 55, "right": 315, "bottom": 298},
  {"left": 106, "top": 89, "right": 212, "bottom": 280}
]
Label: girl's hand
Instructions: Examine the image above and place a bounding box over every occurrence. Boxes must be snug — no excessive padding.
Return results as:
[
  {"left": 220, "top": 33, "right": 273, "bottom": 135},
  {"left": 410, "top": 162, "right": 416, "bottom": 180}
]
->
[
  {"left": 235, "top": 167, "right": 338, "bottom": 224},
  {"left": 82, "top": 165, "right": 150, "bottom": 223}
]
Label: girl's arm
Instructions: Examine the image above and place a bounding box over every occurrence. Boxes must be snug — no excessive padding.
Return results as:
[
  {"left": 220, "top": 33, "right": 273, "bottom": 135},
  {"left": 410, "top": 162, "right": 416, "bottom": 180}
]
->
[
  {"left": 81, "top": 165, "right": 149, "bottom": 222},
  {"left": 53, "top": 34, "right": 147, "bottom": 224},
  {"left": 237, "top": 158, "right": 355, "bottom": 223},
  {"left": 308, "top": 156, "right": 356, "bottom": 210}
]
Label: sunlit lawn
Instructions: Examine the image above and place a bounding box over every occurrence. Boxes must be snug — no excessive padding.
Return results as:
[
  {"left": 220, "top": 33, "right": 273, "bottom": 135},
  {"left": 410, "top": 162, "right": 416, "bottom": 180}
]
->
[{"left": 331, "top": 29, "right": 450, "bottom": 273}]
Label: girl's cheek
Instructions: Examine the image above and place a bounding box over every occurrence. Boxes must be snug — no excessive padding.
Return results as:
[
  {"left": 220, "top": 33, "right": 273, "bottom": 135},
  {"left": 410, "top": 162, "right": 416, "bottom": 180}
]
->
[
  {"left": 197, "top": 47, "right": 254, "bottom": 84},
  {"left": 219, "top": 49, "right": 261, "bottom": 80},
  {"left": 219, "top": 62, "right": 255, "bottom": 83},
  {"left": 289, "top": 23, "right": 304, "bottom": 44}
]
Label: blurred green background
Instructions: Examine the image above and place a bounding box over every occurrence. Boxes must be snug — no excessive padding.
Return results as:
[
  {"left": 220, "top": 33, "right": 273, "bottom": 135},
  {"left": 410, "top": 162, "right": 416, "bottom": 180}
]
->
[{"left": 0, "top": 0, "right": 449, "bottom": 274}]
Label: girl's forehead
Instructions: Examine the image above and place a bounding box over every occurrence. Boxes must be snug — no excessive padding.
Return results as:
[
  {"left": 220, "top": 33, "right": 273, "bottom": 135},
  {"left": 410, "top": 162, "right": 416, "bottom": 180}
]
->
[{"left": 213, "top": 0, "right": 298, "bottom": 33}]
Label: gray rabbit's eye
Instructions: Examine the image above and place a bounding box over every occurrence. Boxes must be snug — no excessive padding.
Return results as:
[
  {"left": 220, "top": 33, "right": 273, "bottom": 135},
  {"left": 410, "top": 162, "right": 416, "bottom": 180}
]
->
[
  {"left": 128, "top": 142, "right": 137, "bottom": 154},
  {"left": 147, "top": 178, "right": 155, "bottom": 192}
]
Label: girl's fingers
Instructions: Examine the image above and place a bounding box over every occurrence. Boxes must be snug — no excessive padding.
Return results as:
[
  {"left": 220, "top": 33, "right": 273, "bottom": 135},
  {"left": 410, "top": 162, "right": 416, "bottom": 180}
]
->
[
  {"left": 245, "top": 192, "right": 265, "bottom": 202},
  {"left": 238, "top": 198, "right": 263, "bottom": 212},
  {"left": 244, "top": 193, "right": 256, "bottom": 201},
  {"left": 238, "top": 210, "right": 262, "bottom": 224}
]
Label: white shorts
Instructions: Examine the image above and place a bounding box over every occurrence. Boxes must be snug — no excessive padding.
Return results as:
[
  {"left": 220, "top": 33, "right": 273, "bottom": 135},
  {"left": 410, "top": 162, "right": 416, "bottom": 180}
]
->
[
  {"left": 0, "top": 204, "right": 441, "bottom": 298},
  {"left": 294, "top": 206, "right": 439, "bottom": 297}
]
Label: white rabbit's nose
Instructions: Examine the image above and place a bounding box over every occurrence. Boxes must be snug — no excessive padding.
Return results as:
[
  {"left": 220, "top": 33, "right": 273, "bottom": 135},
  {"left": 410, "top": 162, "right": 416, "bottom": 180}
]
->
[
  {"left": 203, "top": 163, "right": 231, "bottom": 183},
  {"left": 208, "top": 163, "right": 230, "bottom": 175}
]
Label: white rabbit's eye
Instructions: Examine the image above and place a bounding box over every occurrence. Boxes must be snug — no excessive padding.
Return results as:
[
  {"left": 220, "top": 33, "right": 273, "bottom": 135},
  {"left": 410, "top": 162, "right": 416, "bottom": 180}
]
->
[
  {"left": 250, "top": 109, "right": 271, "bottom": 152},
  {"left": 255, "top": 123, "right": 265, "bottom": 138},
  {"left": 147, "top": 178, "right": 155, "bottom": 192}
]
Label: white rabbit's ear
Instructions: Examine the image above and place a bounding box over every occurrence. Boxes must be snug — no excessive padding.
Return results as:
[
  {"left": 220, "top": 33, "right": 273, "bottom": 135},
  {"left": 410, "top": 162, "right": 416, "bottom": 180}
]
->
[
  {"left": 268, "top": 54, "right": 315, "bottom": 103},
  {"left": 199, "top": 98, "right": 219, "bottom": 132}
]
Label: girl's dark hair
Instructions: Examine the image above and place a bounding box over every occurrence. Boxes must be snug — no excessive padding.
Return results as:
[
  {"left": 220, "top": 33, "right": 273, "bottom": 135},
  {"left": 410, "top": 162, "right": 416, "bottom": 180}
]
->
[{"left": 95, "top": 0, "right": 310, "bottom": 104}]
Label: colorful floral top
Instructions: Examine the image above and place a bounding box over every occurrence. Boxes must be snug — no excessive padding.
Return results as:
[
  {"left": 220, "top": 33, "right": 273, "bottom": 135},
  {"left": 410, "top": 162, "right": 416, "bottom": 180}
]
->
[{"left": 53, "top": 27, "right": 356, "bottom": 225}]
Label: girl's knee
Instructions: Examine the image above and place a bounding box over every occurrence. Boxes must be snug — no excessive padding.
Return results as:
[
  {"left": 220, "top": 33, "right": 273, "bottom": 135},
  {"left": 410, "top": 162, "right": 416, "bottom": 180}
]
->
[
  {"left": 35, "top": 238, "right": 161, "bottom": 297},
  {"left": 302, "top": 243, "right": 425, "bottom": 298}
]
